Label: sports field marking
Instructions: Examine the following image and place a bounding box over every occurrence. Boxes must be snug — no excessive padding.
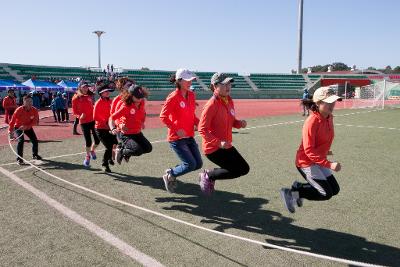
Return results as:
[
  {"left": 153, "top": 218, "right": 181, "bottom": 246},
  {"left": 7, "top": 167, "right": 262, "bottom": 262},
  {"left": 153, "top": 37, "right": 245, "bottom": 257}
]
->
[
  {"left": 0, "top": 166, "right": 164, "bottom": 267},
  {"left": 335, "top": 124, "right": 400, "bottom": 131},
  {"left": 0, "top": 109, "right": 381, "bottom": 167},
  {"left": 3, "top": 137, "right": 384, "bottom": 267}
]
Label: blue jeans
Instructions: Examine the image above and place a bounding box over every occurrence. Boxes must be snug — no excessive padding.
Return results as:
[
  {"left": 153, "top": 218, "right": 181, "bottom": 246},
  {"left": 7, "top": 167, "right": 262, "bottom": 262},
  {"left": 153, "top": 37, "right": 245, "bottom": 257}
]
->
[{"left": 169, "top": 137, "right": 203, "bottom": 177}]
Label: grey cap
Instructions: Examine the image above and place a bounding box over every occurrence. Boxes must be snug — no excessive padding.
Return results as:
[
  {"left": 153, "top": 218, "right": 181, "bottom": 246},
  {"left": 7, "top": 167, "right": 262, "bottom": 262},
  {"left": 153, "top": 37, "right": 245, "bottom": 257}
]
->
[{"left": 210, "top": 73, "right": 234, "bottom": 85}]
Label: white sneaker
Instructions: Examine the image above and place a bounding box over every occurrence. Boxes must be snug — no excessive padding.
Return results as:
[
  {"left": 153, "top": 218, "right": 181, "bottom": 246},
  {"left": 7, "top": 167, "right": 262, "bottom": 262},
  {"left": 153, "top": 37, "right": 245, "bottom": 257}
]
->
[
  {"left": 280, "top": 188, "right": 295, "bottom": 213},
  {"left": 162, "top": 169, "right": 177, "bottom": 193},
  {"left": 291, "top": 181, "right": 304, "bottom": 207}
]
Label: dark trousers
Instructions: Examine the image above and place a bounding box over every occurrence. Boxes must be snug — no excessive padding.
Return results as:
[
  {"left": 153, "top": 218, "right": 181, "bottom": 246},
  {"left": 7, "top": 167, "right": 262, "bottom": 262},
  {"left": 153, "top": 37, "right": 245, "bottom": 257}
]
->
[
  {"left": 63, "top": 109, "right": 69, "bottom": 121},
  {"left": 15, "top": 128, "right": 38, "bottom": 159},
  {"left": 121, "top": 132, "right": 152, "bottom": 157},
  {"left": 73, "top": 117, "right": 79, "bottom": 133},
  {"left": 294, "top": 167, "right": 340, "bottom": 201},
  {"left": 206, "top": 147, "right": 250, "bottom": 181},
  {"left": 80, "top": 121, "right": 100, "bottom": 148},
  {"left": 96, "top": 129, "right": 118, "bottom": 166},
  {"left": 52, "top": 110, "right": 57, "bottom": 121}
]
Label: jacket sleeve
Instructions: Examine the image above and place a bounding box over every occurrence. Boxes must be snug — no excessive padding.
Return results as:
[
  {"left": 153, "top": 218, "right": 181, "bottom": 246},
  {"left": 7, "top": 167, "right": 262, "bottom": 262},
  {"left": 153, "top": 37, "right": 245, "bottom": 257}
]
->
[
  {"left": 230, "top": 100, "right": 242, "bottom": 129},
  {"left": 71, "top": 97, "right": 81, "bottom": 117},
  {"left": 93, "top": 100, "right": 101, "bottom": 122},
  {"left": 302, "top": 118, "right": 331, "bottom": 168},
  {"left": 8, "top": 108, "right": 18, "bottom": 132},
  {"left": 159, "top": 95, "right": 178, "bottom": 133},
  {"left": 110, "top": 105, "right": 125, "bottom": 121},
  {"left": 198, "top": 101, "right": 221, "bottom": 148}
]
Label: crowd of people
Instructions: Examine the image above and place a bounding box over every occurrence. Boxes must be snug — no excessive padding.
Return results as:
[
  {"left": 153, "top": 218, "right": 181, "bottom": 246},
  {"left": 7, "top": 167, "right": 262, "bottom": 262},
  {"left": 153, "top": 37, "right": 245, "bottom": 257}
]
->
[{"left": 5, "top": 69, "right": 343, "bottom": 213}]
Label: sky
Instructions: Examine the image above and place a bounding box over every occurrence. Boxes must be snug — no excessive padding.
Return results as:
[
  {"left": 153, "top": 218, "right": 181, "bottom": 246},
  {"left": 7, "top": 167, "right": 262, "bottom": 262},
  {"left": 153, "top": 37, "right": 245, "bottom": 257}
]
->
[{"left": 1, "top": 0, "right": 399, "bottom": 73}]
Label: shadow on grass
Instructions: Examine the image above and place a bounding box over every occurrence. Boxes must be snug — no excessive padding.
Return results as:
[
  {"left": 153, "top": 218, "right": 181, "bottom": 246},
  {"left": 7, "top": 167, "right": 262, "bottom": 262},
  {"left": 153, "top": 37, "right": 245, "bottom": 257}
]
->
[{"left": 36, "top": 158, "right": 400, "bottom": 266}]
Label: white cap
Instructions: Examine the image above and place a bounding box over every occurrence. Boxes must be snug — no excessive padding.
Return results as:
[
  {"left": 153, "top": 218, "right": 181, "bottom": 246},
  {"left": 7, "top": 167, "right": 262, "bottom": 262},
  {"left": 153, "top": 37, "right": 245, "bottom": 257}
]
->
[
  {"left": 313, "top": 86, "right": 342, "bottom": 103},
  {"left": 176, "top": 68, "right": 196, "bottom": 81}
]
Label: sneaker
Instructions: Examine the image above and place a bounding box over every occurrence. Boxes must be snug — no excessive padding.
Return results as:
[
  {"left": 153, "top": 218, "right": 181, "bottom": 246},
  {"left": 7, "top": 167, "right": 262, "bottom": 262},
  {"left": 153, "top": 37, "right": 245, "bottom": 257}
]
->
[
  {"left": 32, "top": 154, "right": 42, "bottom": 160},
  {"left": 102, "top": 164, "right": 111, "bottom": 173},
  {"left": 116, "top": 148, "right": 123, "bottom": 165},
  {"left": 162, "top": 169, "right": 177, "bottom": 193},
  {"left": 90, "top": 151, "right": 97, "bottom": 160},
  {"left": 17, "top": 159, "right": 26, "bottom": 166},
  {"left": 83, "top": 155, "right": 90, "bottom": 167},
  {"left": 124, "top": 156, "right": 130, "bottom": 163},
  {"left": 291, "top": 181, "right": 303, "bottom": 207},
  {"left": 108, "top": 159, "right": 115, "bottom": 166},
  {"left": 199, "top": 170, "right": 215, "bottom": 196},
  {"left": 280, "top": 188, "right": 295, "bottom": 213}
]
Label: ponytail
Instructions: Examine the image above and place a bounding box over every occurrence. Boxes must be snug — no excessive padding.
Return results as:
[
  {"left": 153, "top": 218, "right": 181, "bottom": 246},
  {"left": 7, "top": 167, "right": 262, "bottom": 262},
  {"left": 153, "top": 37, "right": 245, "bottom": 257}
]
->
[
  {"left": 169, "top": 74, "right": 181, "bottom": 89},
  {"left": 302, "top": 98, "right": 318, "bottom": 112}
]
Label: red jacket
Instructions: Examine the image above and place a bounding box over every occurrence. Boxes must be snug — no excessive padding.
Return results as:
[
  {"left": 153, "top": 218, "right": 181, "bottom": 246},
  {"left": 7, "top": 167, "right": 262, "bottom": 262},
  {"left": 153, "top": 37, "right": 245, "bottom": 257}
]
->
[
  {"left": 93, "top": 97, "right": 112, "bottom": 130},
  {"left": 110, "top": 100, "right": 146, "bottom": 135},
  {"left": 8, "top": 106, "right": 39, "bottom": 133},
  {"left": 198, "top": 95, "right": 242, "bottom": 154},
  {"left": 3, "top": 96, "right": 17, "bottom": 111},
  {"left": 160, "top": 89, "right": 199, "bottom": 141},
  {"left": 72, "top": 95, "right": 94, "bottom": 124},
  {"left": 296, "top": 111, "right": 334, "bottom": 169},
  {"left": 110, "top": 94, "right": 123, "bottom": 127}
]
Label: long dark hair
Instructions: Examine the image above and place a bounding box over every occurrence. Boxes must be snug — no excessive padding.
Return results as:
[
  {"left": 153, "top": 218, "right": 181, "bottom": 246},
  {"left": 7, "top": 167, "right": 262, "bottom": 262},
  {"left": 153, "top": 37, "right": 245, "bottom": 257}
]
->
[
  {"left": 169, "top": 74, "right": 182, "bottom": 90},
  {"left": 302, "top": 98, "right": 318, "bottom": 112}
]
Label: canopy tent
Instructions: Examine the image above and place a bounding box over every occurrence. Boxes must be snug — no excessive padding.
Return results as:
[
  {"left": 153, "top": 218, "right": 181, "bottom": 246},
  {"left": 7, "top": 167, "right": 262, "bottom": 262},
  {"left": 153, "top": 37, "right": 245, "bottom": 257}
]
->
[
  {"left": 22, "top": 79, "right": 64, "bottom": 92},
  {"left": 57, "top": 80, "right": 79, "bottom": 92},
  {"left": 0, "top": 79, "right": 31, "bottom": 91}
]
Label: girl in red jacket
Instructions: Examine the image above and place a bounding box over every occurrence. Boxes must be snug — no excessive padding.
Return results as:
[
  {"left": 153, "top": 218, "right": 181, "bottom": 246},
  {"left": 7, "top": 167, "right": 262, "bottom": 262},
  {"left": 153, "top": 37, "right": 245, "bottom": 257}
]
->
[
  {"left": 72, "top": 81, "right": 100, "bottom": 167},
  {"left": 280, "top": 86, "right": 342, "bottom": 213},
  {"left": 93, "top": 80, "right": 118, "bottom": 173},
  {"left": 198, "top": 73, "right": 249, "bottom": 196},
  {"left": 159, "top": 69, "right": 202, "bottom": 193},
  {"left": 8, "top": 95, "right": 42, "bottom": 165},
  {"left": 3, "top": 89, "right": 17, "bottom": 124},
  {"left": 110, "top": 85, "right": 152, "bottom": 164}
]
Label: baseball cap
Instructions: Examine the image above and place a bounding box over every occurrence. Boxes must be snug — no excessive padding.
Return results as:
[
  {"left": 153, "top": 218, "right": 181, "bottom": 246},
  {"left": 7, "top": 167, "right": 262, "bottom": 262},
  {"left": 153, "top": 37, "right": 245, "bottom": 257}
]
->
[
  {"left": 211, "top": 73, "right": 234, "bottom": 85},
  {"left": 313, "top": 86, "right": 342, "bottom": 103},
  {"left": 175, "top": 68, "right": 196, "bottom": 81},
  {"left": 128, "top": 85, "right": 145, "bottom": 99},
  {"left": 96, "top": 80, "right": 115, "bottom": 95}
]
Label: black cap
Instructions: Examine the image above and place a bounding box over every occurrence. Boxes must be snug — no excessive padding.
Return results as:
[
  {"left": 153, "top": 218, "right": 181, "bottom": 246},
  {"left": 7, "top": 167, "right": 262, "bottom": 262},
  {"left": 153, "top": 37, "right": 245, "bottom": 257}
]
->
[
  {"left": 128, "top": 85, "right": 145, "bottom": 99},
  {"left": 96, "top": 80, "right": 115, "bottom": 95}
]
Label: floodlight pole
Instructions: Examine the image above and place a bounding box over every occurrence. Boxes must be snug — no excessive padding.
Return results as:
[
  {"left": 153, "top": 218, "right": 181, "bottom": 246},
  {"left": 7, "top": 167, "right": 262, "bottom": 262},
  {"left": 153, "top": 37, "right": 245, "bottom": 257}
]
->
[
  {"left": 93, "top": 31, "right": 105, "bottom": 69},
  {"left": 297, "top": 0, "right": 304, "bottom": 74}
]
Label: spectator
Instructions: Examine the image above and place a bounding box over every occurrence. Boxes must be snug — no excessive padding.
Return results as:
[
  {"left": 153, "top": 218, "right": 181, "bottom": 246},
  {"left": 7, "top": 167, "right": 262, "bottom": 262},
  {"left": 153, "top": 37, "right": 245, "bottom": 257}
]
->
[
  {"left": 49, "top": 94, "right": 58, "bottom": 122},
  {"left": 62, "top": 93, "right": 69, "bottom": 122},
  {"left": 54, "top": 92, "right": 66, "bottom": 122}
]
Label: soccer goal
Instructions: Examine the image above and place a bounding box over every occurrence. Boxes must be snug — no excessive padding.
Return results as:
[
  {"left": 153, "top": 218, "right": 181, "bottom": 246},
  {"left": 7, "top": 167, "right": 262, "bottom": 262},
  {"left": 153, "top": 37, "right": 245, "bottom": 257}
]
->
[{"left": 350, "top": 80, "right": 400, "bottom": 109}]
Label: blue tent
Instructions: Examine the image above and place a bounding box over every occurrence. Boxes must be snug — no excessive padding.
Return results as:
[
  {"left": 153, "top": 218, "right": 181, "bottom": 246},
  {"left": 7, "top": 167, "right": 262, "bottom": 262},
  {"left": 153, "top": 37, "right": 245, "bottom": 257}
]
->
[
  {"left": 57, "top": 80, "right": 79, "bottom": 92},
  {"left": 0, "top": 79, "right": 30, "bottom": 91},
  {"left": 22, "top": 79, "right": 64, "bottom": 92}
]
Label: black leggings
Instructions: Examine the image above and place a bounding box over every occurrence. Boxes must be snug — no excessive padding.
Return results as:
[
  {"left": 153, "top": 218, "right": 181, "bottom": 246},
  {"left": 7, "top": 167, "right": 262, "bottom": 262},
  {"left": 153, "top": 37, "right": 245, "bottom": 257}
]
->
[
  {"left": 96, "top": 129, "right": 118, "bottom": 166},
  {"left": 294, "top": 167, "right": 340, "bottom": 201},
  {"left": 73, "top": 117, "right": 79, "bottom": 133},
  {"left": 206, "top": 147, "right": 250, "bottom": 181},
  {"left": 121, "top": 132, "right": 152, "bottom": 157},
  {"left": 80, "top": 121, "right": 100, "bottom": 148},
  {"left": 15, "top": 128, "right": 38, "bottom": 159}
]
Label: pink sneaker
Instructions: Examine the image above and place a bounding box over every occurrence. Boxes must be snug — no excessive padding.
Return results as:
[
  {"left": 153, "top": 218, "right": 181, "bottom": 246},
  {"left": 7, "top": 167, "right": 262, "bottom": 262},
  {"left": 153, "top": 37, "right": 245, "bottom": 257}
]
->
[{"left": 199, "top": 170, "right": 215, "bottom": 196}]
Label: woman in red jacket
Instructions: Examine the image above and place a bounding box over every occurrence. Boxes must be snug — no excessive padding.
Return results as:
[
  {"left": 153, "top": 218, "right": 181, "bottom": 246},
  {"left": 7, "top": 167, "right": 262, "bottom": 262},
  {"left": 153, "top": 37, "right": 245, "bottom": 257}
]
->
[
  {"left": 3, "top": 89, "right": 17, "bottom": 124},
  {"left": 198, "top": 73, "right": 249, "bottom": 196},
  {"left": 8, "top": 95, "right": 42, "bottom": 165},
  {"left": 72, "top": 81, "right": 100, "bottom": 167},
  {"left": 110, "top": 85, "right": 152, "bottom": 164},
  {"left": 280, "top": 86, "right": 342, "bottom": 213},
  {"left": 93, "top": 80, "right": 118, "bottom": 173},
  {"left": 159, "top": 69, "right": 202, "bottom": 193}
]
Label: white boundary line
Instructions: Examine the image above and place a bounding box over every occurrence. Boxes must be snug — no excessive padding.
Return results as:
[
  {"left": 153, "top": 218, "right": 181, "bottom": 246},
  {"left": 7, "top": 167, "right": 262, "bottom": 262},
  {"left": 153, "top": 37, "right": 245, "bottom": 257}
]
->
[
  {"left": 0, "top": 167, "right": 164, "bottom": 267},
  {"left": 0, "top": 109, "right": 382, "bottom": 167},
  {"left": 2, "top": 126, "right": 386, "bottom": 267}
]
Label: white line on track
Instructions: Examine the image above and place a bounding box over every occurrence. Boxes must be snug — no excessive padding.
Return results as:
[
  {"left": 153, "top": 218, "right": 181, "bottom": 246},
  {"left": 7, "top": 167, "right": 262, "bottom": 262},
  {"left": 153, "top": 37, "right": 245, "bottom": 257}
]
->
[{"left": 0, "top": 166, "right": 164, "bottom": 267}]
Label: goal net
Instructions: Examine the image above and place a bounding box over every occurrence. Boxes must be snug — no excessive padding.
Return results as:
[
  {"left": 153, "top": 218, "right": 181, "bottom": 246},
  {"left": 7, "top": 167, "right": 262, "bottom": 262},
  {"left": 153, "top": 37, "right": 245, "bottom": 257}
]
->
[{"left": 350, "top": 80, "right": 400, "bottom": 109}]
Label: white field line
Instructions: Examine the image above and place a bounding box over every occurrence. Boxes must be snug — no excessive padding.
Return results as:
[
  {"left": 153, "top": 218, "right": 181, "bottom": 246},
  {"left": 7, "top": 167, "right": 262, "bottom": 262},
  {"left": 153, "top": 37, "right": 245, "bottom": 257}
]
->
[{"left": 0, "top": 167, "right": 164, "bottom": 267}]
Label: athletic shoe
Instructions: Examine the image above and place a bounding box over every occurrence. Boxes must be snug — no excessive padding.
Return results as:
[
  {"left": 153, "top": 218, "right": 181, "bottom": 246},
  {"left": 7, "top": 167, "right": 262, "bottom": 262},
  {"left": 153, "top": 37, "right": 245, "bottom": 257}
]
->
[
  {"left": 83, "top": 155, "right": 90, "bottom": 167},
  {"left": 124, "top": 156, "right": 130, "bottom": 163},
  {"left": 199, "top": 170, "right": 215, "bottom": 196},
  {"left": 16, "top": 159, "right": 25, "bottom": 166},
  {"left": 162, "top": 169, "right": 176, "bottom": 193},
  {"left": 90, "top": 151, "right": 97, "bottom": 160},
  {"left": 291, "top": 181, "right": 304, "bottom": 207},
  {"left": 102, "top": 164, "right": 111, "bottom": 173},
  {"left": 280, "top": 188, "right": 295, "bottom": 213},
  {"left": 116, "top": 148, "right": 123, "bottom": 165},
  {"left": 108, "top": 159, "right": 115, "bottom": 166},
  {"left": 32, "top": 154, "right": 42, "bottom": 160}
]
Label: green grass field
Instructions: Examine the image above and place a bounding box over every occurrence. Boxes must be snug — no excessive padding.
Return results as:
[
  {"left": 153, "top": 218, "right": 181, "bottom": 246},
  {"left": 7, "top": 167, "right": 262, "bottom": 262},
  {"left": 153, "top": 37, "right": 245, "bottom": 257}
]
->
[{"left": 0, "top": 108, "right": 399, "bottom": 266}]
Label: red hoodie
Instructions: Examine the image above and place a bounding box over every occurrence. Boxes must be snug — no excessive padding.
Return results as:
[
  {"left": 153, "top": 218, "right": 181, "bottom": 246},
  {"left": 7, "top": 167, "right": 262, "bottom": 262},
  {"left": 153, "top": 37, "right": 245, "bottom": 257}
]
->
[
  {"left": 3, "top": 96, "right": 17, "bottom": 111},
  {"left": 198, "top": 95, "right": 242, "bottom": 154},
  {"left": 8, "top": 106, "right": 39, "bottom": 133},
  {"left": 72, "top": 95, "right": 94, "bottom": 124},
  {"left": 93, "top": 97, "right": 112, "bottom": 129},
  {"left": 295, "top": 111, "right": 334, "bottom": 169},
  {"left": 160, "top": 89, "right": 199, "bottom": 142},
  {"left": 110, "top": 94, "right": 123, "bottom": 127},
  {"left": 110, "top": 100, "right": 146, "bottom": 135}
]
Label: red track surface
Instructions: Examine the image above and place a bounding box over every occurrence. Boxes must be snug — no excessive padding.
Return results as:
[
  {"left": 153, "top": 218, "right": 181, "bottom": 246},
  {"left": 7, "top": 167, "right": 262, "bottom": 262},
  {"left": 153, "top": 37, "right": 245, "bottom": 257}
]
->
[{"left": 0, "top": 99, "right": 397, "bottom": 147}]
